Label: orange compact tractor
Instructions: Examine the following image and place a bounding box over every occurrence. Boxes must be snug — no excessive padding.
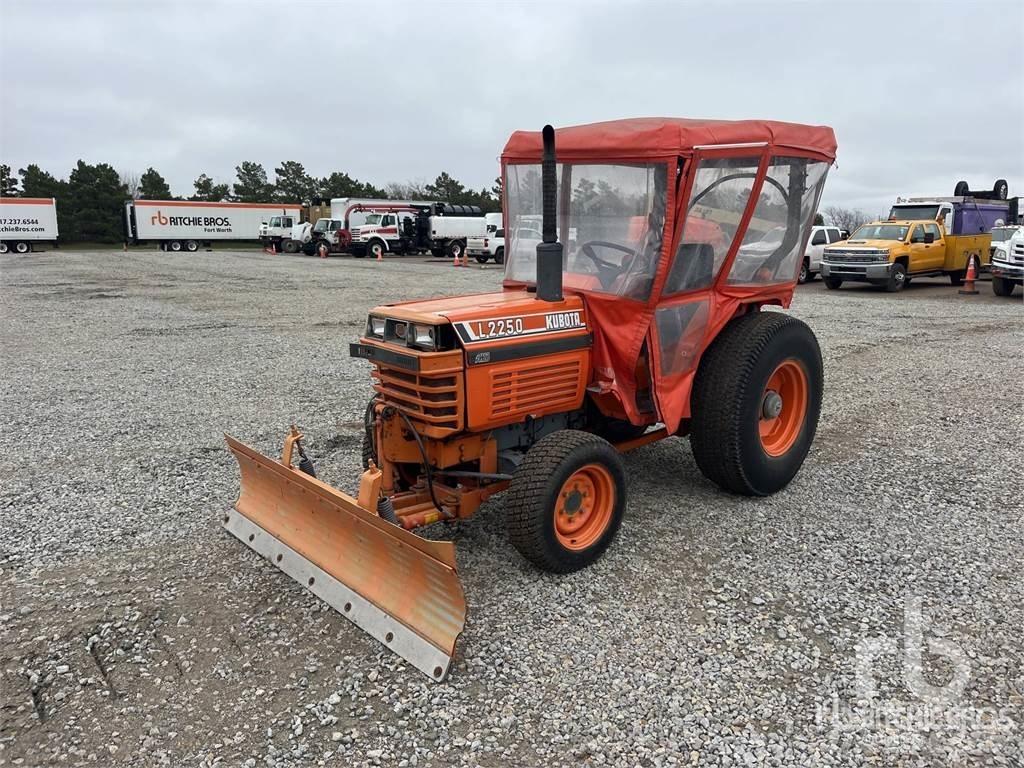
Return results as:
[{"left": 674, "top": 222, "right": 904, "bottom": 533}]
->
[{"left": 224, "top": 119, "right": 837, "bottom": 680}]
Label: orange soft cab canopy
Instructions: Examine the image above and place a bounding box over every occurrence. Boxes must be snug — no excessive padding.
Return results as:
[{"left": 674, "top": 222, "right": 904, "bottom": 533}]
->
[{"left": 502, "top": 117, "right": 837, "bottom": 162}]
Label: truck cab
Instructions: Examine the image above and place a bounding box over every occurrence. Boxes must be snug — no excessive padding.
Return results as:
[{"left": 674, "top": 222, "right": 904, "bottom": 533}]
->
[
  {"left": 990, "top": 225, "right": 1024, "bottom": 297},
  {"left": 259, "top": 213, "right": 300, "bottom": 252}
]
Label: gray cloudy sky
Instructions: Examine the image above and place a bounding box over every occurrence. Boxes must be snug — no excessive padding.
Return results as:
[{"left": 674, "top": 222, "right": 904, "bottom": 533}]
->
[{"left": 2, "top": 0, "right": 1021, "bottom": 215}]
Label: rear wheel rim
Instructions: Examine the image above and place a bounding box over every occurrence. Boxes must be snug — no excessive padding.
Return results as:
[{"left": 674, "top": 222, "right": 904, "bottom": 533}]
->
[
  {"left": 759, "top": 360, "right": 809, "bottom": 457},
  {"left": 554, "top": 463, "right": 615, "bottom": 551}
]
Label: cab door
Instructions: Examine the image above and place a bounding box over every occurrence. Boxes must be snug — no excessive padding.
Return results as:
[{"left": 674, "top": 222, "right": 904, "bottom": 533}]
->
[{"left": 909, "top": 224, "right": 943, "bottom": 272}]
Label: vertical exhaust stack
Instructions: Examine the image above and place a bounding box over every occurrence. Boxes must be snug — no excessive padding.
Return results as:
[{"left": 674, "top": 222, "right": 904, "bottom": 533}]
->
[{"left": 536, "top": 125, "right": 563, "bottom": 302}]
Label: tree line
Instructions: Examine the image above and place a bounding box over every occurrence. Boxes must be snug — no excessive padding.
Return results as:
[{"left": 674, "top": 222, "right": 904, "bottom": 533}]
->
[{"left": 0, "top": 160, "right": 502, "bottom": 243}]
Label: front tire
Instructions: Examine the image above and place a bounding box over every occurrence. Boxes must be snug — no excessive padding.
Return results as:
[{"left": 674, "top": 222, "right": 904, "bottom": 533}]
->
[
  {"left": 447, "top": 240, "right": 464, "bottom": 260},
  {"left": 798, "top": 259, "right": 809, "bottom": 284},
  {"left": 993, "top": 276, "right": 1017, "bottom": 297},
  {"left": 886, "top": 262, "right": 907, "bottom": 292},
  {"left": 475, "top": 254, "right": 489, "bottom": 264},
  {"left": 506, "top": 430, "right": 626, "bottom": 573},
  {"left": 367, "top": 239, "right": 386, "bottom": 259},
  {"left": 824, "top": 276, "right": 843, "bottom": 290},
  {"left": 690, "top": 312, "right": 823, "bottom": 496}
]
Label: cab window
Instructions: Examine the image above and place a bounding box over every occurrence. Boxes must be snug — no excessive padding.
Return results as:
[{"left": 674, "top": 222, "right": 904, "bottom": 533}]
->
[
  {"left": 827, "top": 228, "right": 842, "bottom": 242},
  {"left": 269, "top": 216, "right": 281, "bottom": 227},
  {"left": 909, "top": 226, "right": 925, "bottom": 244},
  {"left": 924, "top": 223, "right": 941, "bottom": 241},
  {"left": 810, "top": 229, "right": 827, "bottom": 246}
]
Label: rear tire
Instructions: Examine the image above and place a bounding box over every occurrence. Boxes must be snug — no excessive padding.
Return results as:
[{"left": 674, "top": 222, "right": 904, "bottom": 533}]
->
[
  {"left": 282, "top": 239, "right": 299, "bottom": 254},
  {"left": 184, "top": 239, "right": 200, "bottom": 252},
  {"left": 0, "top": 242, "right": 8, "bottom": 254},
  {"left": 886, "top": 262, "right": 907, "bottom": 292},
  {"left": 954, "top": 180, "right": 969, "bottom": 196},
  {"left": 13, "top": 241, "right": 29, "bottom": 254},
  {"left": 168, "top": 240, "right": 182, "bottom": 252},
  {"left": 824, "top": 276, "right": 842, "bottom": 290},
  {"left": 494, "top": 246, "right": 505, "bottom": 265},
  {"left": 475, "top": 255, "right": 489, "bottom": 264},
  {"left": 690, "top": 312, "right": 823, "bottom": 496},
  {"left": 431, "top": 248, "right": 445, "bottom": 258},
  {"left": 993, "top": 276, "right": 1016, "bottom": 296},
  {"left": 506, "top": 430, "right": 625, "bottom": 573}
]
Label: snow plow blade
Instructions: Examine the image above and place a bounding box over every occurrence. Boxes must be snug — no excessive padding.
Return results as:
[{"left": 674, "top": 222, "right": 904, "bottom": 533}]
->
[{"left": 222, "top": 434, "right": 466, "bottom": 681}]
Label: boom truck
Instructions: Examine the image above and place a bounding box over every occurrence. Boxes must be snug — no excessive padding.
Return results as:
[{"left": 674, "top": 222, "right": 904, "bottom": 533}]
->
[
  {"left": 0, "top": 197, "right": 59, "bottom": 253},
  {"left": 349, "top": 203, "right": 486, "bottom": 259},
  {"left": 126, "top": 200, "right": 301, "bottom": 251},
  {"left": 222, "top": 118, "right": 837, "bottom": 680},
  {"left": 820, "top": 193, "right": 1017, "bottom": 291}
]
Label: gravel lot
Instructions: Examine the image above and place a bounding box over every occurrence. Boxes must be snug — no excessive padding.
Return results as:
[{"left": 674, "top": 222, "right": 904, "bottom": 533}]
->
[{"left": 2, "top": 248, "right": 1022, "bottom": 768}]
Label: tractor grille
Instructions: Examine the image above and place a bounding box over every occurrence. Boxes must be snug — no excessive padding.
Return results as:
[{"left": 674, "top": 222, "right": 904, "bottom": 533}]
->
[
  {"left": 490, "top": 358, "right": 583, "bottom": 421},
  {"left": 372, "top": 365, "right": 463, "bottom": 437}
]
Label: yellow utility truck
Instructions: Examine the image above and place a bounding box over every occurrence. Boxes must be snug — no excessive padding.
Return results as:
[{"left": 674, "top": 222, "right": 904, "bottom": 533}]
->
[{"left": 821, "top": 195, "right": 1017, "bottom": 292}]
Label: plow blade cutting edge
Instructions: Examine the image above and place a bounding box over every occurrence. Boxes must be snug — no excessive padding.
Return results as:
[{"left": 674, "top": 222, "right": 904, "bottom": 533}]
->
[{"left": 222, "top": 435, "right": 466, "bottom": 681}]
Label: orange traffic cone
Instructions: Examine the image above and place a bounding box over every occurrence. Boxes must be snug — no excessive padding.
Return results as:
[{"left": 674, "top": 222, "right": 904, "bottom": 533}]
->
[
  {"left": 958, "top": 254, "right": 978, "bottom": 295},
  {"left": 319, "top": 242, "right": 328, "bottom": 259},
  {"left": 452, "top": 246, "right": 462, "bottom": 267},
  {"left": 376, "top": 245, "right": 383, "bottom": 262}
]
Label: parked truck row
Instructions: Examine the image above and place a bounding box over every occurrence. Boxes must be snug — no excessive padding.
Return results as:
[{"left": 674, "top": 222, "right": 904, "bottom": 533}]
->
[{"left": 820, "top": 190, "right": 1019, "bottom": 292}]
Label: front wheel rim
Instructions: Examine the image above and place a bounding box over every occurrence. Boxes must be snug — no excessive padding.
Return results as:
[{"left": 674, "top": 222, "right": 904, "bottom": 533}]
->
[
  {"left": 759, "top": 360, "right": 809, "bottom": 457},
  {"left": 554, "top": 463, "right": 615, "bottom": 551}
]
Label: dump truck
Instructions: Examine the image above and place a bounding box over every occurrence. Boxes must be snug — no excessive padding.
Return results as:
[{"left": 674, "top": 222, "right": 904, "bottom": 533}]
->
[
  {"left": 820, "top": 194, "right": 1017, "bottom": 291},
  {"left": 223, "top": 118, "right": 837, "bottom": 679},
  {"left": 0, "top": 197, "right": 59, "bottom": 253}
]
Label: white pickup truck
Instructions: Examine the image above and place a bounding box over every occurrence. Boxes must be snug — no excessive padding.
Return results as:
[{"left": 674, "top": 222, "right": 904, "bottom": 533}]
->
[
  {"left": 800, "top": 224, "right": 846, "bottom": 283},
  {"left": 466, "top": 214, "right": 504, "bottom": 263},
  {"left": 467, "top": 227, "right": 505, "bottom": 264},
  {"left": 989, "top": 225, "right": 1023, "bottom": 297}
]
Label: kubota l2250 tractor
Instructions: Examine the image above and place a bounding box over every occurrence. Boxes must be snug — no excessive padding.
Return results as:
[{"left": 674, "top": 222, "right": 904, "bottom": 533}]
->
[{"left": 223, "top": 119, "right": 837, "bottom": 680}]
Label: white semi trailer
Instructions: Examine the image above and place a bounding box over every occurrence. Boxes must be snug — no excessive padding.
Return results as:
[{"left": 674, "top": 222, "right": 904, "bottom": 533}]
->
[
  {"left": 0, "top": 197, "right": 59, "bottom": 253},
  {"left": 125, "top": 200, "right": 301, "bottom": 251}
]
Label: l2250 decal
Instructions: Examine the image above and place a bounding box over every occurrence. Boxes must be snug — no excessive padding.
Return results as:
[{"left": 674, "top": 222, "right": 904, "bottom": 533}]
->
[{"left": 455, "top": 310, "right": 586, "bottom": 343}]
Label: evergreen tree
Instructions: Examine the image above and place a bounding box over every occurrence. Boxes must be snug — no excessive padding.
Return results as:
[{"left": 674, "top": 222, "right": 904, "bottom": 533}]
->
[
  {"left": 233, "top": 161, "right": 273, "bottom": 202},
  {"left": 273, "top": 161, "right": 314, "bottom": 204},
  {"left": 138, "top": 167, "right": 173, "bottom": 199},
  {"left": 67, "top": 161, "right": 128, "bottom": 242},
  {"left": 1, "top": 164, "right": 19, "bottom": 196},
  {"left": 18, "top": 164, "right": 71, "bottom": 237},
  {"left": 426, "top": 171, "right": 466, "bottom": 203},
  {"left": 191, "top": 174, "right": 230, "bottom": 202}
]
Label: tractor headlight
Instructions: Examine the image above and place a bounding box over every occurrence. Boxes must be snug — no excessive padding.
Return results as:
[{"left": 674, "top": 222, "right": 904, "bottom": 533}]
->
[
  {"left": 410, "top": 323, "right": 437, "bottom": 351},
  {"left": 367, "top": 316, "right": 386, "bottom": 338}
]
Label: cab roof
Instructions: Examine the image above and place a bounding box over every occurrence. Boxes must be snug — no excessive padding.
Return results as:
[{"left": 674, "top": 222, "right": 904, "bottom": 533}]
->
[{"left": 502, "top": 118, "right": 837, "bottom": 162}]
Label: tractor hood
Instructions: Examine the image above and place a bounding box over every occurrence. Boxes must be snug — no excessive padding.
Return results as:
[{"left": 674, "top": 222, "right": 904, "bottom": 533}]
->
[{"left": 376, "top": 288, "right": 587, "bottom": 327}]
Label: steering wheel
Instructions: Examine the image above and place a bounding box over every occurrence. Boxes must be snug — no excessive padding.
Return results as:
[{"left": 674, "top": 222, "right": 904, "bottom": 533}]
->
[{"left": 580, "top": 241, "right": 637, "bottom": 290}]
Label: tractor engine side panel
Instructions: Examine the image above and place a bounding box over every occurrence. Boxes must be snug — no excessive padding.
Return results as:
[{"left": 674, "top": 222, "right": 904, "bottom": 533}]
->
[{"left": 465, "top": 347, "right": 590, "bottom": 431}]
